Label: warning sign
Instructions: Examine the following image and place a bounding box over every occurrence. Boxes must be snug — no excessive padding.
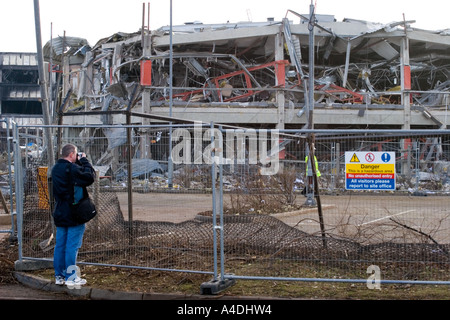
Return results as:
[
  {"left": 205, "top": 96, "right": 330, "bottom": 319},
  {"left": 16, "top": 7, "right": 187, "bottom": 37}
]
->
[
  {"left": 350, "top": 153, "right": 360, "bottom": 163},
  {"left": 37, "top": 167, "right": 50, "bottom": 209},
  {"left": 345, "top": 152, "right": 395, "bottom": 190}
]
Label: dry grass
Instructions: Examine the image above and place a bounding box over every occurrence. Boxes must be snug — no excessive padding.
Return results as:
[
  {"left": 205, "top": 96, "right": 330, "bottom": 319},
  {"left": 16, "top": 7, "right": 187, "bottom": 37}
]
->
[
  {"left": 2, "top": 237, "right": 449, "bottom": 300},
  {"left": 27, "top": 264, "right": 450, "bottom": 300}
]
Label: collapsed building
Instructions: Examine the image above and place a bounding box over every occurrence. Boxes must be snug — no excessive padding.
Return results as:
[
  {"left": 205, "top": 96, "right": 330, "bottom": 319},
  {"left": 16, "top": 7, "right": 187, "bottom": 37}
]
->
[
  {"left": 2, "top": 10, "right": 449, "bottom": 184},
  {"left": 46, "top": 11, "right": 450, "bottom": 132},
  {"left": 33, "top": 11, "right": 450, "bottom": 181}
]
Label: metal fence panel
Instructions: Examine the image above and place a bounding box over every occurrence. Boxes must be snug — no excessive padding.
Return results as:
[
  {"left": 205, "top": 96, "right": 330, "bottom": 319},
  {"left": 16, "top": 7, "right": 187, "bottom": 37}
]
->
[
  {"left": 17, "top": 124, "right": 216, "bottom": 275},
  {"left": 218, "top": 129, "right": 450, "bottom": 283},
  {"left": 0, "top": 119, "right": 15, "bottom": 239}
]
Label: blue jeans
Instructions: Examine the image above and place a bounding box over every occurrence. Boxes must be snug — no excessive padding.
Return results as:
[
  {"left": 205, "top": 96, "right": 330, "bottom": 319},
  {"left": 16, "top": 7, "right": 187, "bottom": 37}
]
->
[{"left": 53, "top": 224, "right": 85, "bottom": 280}]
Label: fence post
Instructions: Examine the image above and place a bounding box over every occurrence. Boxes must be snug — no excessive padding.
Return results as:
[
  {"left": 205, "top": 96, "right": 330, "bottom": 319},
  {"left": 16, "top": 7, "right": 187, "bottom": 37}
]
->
[
  {"left": 218, "top": 125, "right": 225, "bottom": 280},
  {"left": 211, "top": 122, "right": 218, "bottom": 281},
  {"left": 200, "top": 123, "right": 235, "bottom": 295},
  {"left": 93, "top": 169, "right": 100, "bottom": 230},
  {"left": 12, "top": 121, "right": 24, "bottom": 261}
]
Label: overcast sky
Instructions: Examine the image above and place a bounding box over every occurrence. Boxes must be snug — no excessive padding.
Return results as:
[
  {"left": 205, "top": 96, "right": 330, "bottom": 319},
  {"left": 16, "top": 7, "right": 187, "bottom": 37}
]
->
[{"left": 1, "top": 0, "right": 449, "bottom": 53}]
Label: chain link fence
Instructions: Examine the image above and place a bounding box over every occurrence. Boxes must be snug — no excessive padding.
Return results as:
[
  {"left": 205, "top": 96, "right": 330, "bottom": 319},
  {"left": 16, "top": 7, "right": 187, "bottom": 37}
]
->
[{"left": 5, "top": 120, "right": 450, "bottom": 289}]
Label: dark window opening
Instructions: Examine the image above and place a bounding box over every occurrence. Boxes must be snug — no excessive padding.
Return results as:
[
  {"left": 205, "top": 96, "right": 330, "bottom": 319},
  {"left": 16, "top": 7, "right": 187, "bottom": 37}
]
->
[
  {"left": 1, "top": 100, "right": 42, "bottom": 115},
  {"left": 2, "top": 69, "right": 39, "bottom": 85}
]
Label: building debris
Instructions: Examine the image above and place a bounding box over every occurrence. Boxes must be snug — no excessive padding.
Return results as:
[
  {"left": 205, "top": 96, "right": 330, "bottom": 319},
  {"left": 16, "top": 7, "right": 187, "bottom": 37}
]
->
[{"left": 34, "top": 12, "right": 449, "bottom": 130}]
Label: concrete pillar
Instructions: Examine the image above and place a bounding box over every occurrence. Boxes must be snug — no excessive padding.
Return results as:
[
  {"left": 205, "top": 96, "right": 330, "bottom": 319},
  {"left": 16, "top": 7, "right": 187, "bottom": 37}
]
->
[
  {"left": 275, "top": 33, "right": 285, "bottom": 173},
  {"left": 141, "top": 34, "right": 152, "bottom": 160},
  {"left": 275, "top": 33, "right": 285, "bottom": 131},
  {"left": 401, "top": 37, "right": 412, "bottom": 175},
  {"left": 401, "top": 37, "right": 411, "bottom": 130}
]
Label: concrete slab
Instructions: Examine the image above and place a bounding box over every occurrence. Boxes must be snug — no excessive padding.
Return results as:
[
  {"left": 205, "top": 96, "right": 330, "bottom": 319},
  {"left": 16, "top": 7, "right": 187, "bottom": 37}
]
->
[{"left": 14, "top": 259, "right": 53, "bottom": 271}]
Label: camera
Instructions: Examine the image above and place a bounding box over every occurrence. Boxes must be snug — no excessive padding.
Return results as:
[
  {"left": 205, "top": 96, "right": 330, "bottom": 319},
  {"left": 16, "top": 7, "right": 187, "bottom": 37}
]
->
[{"left": 78, "top": 152, "right": 83, "bottom": 158}]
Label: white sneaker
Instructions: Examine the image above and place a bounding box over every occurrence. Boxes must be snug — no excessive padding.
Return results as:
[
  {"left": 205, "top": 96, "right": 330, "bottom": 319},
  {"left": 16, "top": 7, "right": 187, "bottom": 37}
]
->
[
  {"left": 65, "top": 276, "right": 87, "bottom": 289},
  {"left": 55, "top": 276, "right": 65, "bottom": 285}
]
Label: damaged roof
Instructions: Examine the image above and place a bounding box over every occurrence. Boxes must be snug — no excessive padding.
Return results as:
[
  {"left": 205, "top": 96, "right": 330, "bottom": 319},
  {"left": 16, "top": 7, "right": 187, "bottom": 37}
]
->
[
  {"left": 50, "top": 13, "right": 450, "bottom": 129},
  {"left": 43, "top": 36, "right": 90, "bottom": 65}
]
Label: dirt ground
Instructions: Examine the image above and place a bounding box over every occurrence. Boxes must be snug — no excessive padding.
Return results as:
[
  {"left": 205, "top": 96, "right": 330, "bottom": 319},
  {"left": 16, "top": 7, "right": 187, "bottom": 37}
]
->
[{"left": 0, "top": 224, "right": 13, "bottom": 242}]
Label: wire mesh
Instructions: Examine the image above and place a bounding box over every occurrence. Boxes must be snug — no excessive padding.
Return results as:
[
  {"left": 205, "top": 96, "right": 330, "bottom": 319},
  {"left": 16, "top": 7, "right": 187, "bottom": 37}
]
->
[
  {"left": 217, "top": 130, "right": 450, "bottom": 282},
  {"left": 11, "top": 124, "right": 450, "bottom": 283}
]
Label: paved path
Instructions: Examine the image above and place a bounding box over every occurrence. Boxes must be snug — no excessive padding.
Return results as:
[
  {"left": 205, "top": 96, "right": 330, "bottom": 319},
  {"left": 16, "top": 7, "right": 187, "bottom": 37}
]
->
[{"left": 0, "top": 283, "right": 82, "bottom": 300}]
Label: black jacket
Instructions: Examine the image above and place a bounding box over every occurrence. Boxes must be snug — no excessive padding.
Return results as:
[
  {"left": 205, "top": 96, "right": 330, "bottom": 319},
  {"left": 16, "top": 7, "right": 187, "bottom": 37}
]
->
[{"left": 51, "top": 157, "right": 96, "bottom": 227}]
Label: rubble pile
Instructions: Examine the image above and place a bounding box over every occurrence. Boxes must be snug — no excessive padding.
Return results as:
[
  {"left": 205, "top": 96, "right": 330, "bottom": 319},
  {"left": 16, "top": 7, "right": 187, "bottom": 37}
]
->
[{"left": 43, "top": 15, "right": 450, "bottom": 117}]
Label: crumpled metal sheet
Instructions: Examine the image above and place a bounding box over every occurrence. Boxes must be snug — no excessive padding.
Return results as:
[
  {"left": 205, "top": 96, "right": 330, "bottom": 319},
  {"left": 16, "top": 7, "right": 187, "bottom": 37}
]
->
[
  {"left": 103, "top": 126, "right": 135, "bottom": 150},
  {"left": 43, "top": 36, "right": 90, "bottom": 65},
  {"left": 115, "top": 158, "right": 164, "bottom": 180}
]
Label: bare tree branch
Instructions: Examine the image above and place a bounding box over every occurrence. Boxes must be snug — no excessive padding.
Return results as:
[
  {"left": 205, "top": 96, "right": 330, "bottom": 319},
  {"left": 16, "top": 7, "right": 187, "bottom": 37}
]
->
[{"left": 389, "top": 218, "right": 449, "bottom": 258}]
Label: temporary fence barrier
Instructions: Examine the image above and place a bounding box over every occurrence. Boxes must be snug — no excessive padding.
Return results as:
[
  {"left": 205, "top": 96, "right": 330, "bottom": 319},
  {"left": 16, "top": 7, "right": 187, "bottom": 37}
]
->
[{"left": 7, "top": 121, "right": 450, "bottom": 292}]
